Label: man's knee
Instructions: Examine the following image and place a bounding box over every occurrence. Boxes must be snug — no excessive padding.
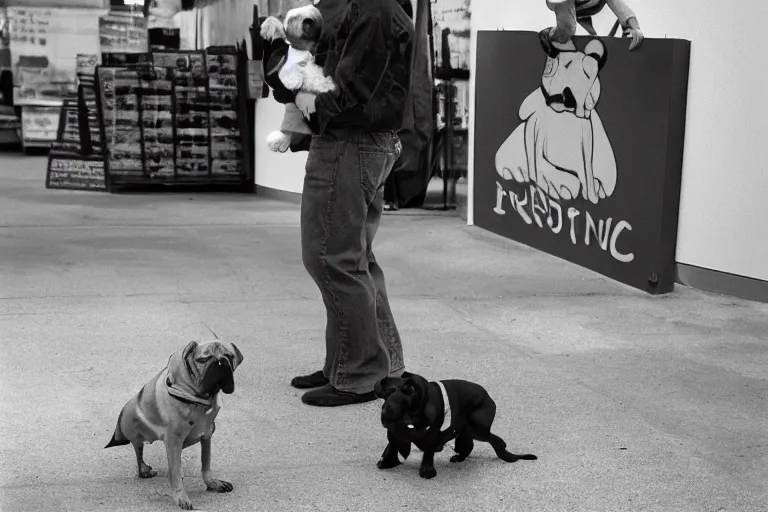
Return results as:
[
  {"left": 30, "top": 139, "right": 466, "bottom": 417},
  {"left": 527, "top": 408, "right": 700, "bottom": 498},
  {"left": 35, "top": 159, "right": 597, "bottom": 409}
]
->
[{"left": 301, "top": 238, "right": 324, "bottom": 281}]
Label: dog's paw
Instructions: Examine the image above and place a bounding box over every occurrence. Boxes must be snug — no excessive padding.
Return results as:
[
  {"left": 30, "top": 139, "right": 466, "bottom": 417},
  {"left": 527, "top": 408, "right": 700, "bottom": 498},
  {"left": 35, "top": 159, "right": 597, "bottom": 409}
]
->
[
  {"left": 174, "top": 492, "right": 194, "bottom": 510},
  {"left": 449, "top": 454, "right": 467, "bottom": 463},
  {"left": 266, "top": 131, "right": 291, "bottom": 153},
  {"left": 138, "top": 464, "right": 157, "bottom": 478},
  {"left": 260, "top": 16, "right": 286, "bottom": 42},
  {"left": 205, "top": 478, "right": 234, "bottom": 493},
  {"left": 377, "top": 457, "right": 401, "bottom": 470},
  {"left": 419, "top": 465, "right": 437, "bottom": 479}
]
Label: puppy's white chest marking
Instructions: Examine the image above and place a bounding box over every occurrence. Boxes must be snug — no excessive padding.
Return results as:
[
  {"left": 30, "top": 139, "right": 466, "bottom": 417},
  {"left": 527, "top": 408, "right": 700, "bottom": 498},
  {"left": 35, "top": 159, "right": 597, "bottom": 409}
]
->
[{"left": 435, "top": 381, "right": 452, "bottom": 433}]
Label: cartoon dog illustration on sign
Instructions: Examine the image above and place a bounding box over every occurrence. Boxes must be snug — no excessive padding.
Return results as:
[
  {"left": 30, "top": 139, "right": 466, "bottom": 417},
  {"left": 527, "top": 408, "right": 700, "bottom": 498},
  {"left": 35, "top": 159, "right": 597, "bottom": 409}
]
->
[{"left": 495, "top": 36, "right": 617, "bottom": 208}]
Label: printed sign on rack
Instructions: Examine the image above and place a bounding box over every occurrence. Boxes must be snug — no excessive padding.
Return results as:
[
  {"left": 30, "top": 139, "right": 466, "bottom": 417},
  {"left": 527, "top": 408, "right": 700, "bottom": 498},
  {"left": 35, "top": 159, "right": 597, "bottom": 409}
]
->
[{"left": 46, "top": 156, "right": 106, "bottom": 191}]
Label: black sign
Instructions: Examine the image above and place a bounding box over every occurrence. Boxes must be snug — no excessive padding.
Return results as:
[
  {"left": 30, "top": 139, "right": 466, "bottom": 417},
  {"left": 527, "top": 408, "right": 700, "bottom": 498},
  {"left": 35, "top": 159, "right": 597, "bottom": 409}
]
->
[
  {"left": 46, "top": 156, "right": 106, "bottom": 191},
  {"left": 46, "top": 94, "right": 107, "bottom": 191},
  {"left": 149, "top": 28, "right": 181, "bottom": 51},
  {"left": 473, "top": 32, "right": 690, "bottom": 294}
]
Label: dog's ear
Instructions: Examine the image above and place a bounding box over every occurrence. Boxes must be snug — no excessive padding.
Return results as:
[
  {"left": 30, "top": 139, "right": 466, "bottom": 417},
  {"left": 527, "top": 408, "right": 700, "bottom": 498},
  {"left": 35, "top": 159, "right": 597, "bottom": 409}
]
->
[
  {"left": 181, "top": 340, "right": 198, "bottom": 376},
  {"left": 301, "top": 18, "right": 320, "bottom": 42},
  {"left": 373, "top": 378, "right": 388, "bottom": 398},
  {"left": 260, "top": 16, "right": 287, "bottom": 42},
  {"left": 401, "top": 381, "right": 416, "bottom": 396},
  {"left": 182, "top": 340, "right": 198, "bottom": 359},
  {"left": 229, "top": 343, "right": 244, "bottom": 370},
  {"left": 403, "top": 373, "right": 429, "bottom": 412},
  {"left": 584, "top": 38, "right": 607, "bottom": 70}
]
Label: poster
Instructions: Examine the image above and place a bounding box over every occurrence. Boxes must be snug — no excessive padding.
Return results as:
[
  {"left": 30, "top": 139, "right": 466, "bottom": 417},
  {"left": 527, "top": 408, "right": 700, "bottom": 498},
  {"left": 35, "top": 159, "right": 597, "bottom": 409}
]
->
[
  {"left": 21, "top": 105, "right": 59, "bottom": 143},
  {"left": 8, "top": 7, "right": 102, "bottom": 105},
  {"left": 76, "top": 54, "right": 99, "bottom": 81},
  {"left": 473, "top": 32, "right": 690, "bottom": 294},
  {"left": 99, "top": 11, "right": 149, "bottom": 55},
  {"left": 431, "top": 0, "right": 471, "bottom": 73}
]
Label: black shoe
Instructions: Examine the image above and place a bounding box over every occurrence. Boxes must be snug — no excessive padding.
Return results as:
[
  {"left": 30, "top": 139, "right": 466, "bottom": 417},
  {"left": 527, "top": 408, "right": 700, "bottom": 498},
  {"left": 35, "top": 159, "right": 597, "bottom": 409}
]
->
[
  {"left": 301, "top": 385, "right": 376, "bottom": 407},
  {"left": 290, "top": 370, "right": 328, "bottom": 389}
]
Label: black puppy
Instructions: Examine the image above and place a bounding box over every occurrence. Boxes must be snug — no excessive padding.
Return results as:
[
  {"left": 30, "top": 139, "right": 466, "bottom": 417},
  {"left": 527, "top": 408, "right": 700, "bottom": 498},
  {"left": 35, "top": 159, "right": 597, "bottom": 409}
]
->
[{"left": 373, "top": 371, "right": 537, "bottom": 479}]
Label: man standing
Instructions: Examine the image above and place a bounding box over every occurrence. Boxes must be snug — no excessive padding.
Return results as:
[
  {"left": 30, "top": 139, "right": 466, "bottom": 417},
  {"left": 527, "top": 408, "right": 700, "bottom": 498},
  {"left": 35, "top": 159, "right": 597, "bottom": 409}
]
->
[{"left": 287, "top": 0, "right": 414, "bottom": 406}]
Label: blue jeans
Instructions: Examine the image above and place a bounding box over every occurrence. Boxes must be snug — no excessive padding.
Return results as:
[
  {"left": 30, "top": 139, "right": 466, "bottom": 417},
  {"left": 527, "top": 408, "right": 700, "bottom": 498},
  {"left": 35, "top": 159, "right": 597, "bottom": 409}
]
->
[{"left": 301, "top": 128, "right": 405, "bottom": 394}]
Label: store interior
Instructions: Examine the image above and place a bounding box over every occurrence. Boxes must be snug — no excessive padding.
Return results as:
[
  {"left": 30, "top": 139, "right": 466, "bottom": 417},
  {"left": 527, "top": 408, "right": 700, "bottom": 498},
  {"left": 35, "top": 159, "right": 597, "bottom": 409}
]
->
[
  {"left": 0, "top": 0, "right": 471, "bottom": 214},
  {"left": 0, "top": 0, "right": 765, "bottom": 301}
]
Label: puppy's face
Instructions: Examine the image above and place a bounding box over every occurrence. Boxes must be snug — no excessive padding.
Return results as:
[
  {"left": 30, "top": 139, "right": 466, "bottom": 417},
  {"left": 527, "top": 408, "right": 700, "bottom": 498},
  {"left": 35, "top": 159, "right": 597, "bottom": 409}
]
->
[
  {"left": 283, "top": 5, "right": 323, "bottom": 52},
  {"left": 182, "top": 340, "right": 244, "bottom": 396},
  {"left": 374, "top": 371, "right": 429, "bottom": 424}
]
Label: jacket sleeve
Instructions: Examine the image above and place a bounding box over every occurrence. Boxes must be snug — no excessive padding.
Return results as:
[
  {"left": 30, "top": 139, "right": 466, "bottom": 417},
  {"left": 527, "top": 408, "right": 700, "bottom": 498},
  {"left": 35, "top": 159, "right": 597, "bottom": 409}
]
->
[
  {"left": 314, "top": 13, "right": 385, "bottom": 134},
  {"left": 605, "top": 0, "right": 638, "bottom": 27}
]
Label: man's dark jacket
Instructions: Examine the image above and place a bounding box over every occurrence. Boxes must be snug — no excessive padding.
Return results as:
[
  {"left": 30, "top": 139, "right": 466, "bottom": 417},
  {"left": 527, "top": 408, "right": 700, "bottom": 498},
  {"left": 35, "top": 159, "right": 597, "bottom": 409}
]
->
[{"left": 262, "top": 0, "right": 430, "bottom": 162}]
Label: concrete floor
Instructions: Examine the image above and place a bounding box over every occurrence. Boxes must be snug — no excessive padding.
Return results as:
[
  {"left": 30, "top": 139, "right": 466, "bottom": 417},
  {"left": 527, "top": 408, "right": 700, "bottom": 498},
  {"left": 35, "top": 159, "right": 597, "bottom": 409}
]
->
[{"left": 1, "top": 155, "right": 767, "bottom": 512}]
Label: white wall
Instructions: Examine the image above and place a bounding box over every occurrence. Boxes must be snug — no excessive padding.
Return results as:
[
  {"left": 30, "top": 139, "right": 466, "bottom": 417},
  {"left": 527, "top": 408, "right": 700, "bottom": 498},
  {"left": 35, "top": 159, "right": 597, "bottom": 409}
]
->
[
  {"left": 175, "top": 0, "right": 263, "bottom": 49},
  {"left": 254, "top": 96, "right": 307, "bottom": 194},
  {"left": 251, "top": 0, "right": 424, "bottom": 197},
  {"left": 173, "top": 0, "right": 307, "bottom": 193},
  {"left": 468, "top": 0, "right": 768, "bottom": 282}
]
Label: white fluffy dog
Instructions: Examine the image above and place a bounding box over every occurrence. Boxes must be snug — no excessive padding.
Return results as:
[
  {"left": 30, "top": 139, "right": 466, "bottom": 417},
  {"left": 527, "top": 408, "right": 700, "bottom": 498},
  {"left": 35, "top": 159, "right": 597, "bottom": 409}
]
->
[{"left": 261, "top": 3, "right": 337, "bottom": 152}]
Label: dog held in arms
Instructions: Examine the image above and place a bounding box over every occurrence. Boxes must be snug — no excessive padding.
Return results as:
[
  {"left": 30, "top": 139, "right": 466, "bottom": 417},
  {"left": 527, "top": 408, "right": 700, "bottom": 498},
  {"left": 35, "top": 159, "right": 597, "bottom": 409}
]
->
[
  {"left": 105, "top": 340, "right": 244, "bottom": 510},
  {"left": 260, "top": 1, "right": 337, "bottom": 152},
  {"left": 374, "top": 372, "right": 537, "bottom": 479}
]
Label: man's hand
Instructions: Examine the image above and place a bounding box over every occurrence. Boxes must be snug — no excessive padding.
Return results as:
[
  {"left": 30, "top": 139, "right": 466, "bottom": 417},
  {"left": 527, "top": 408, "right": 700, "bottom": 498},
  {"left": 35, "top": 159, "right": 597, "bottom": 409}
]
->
[
  {"left": 623, "top": 18, "right": 644, "bottom": 51},
  {"left": 295, "top": 92, "right": 317, "bottom": 119},
  {"left": 624, "top": 27, "right": 643, "bottom": 50}
]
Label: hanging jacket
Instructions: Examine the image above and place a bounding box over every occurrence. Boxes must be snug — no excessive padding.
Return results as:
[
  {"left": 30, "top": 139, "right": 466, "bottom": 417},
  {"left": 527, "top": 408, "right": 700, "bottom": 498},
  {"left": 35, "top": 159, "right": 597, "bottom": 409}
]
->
[{"left": 391, "top": 0, "right": 434, "bottom": 175}]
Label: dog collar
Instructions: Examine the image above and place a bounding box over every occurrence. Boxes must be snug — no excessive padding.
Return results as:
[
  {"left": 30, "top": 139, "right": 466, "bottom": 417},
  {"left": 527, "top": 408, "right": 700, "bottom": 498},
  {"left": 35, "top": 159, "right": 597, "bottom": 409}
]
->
[
  {"left": 435, "top": 381, "right": 452, "bottom": 433},
  {"left": 165, "top": 377, "right": 215, "bottom": 410}
]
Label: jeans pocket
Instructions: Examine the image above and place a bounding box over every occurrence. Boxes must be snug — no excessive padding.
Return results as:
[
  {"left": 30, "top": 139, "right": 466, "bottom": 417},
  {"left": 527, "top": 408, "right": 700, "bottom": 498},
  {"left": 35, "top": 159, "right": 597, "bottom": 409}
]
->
[{"left": 360, "top": 150, "right": 393, "bottom": 204}]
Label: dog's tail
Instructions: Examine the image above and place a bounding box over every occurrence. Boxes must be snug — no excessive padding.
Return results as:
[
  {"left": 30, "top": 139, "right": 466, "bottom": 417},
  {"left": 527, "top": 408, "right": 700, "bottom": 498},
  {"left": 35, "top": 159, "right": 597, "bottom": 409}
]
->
[
  {"left": 488, "top": 433, "right": 537, "bottom": 462},
  {"left": 104, "top": 409, "right": 130, "bottom": 448}
]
